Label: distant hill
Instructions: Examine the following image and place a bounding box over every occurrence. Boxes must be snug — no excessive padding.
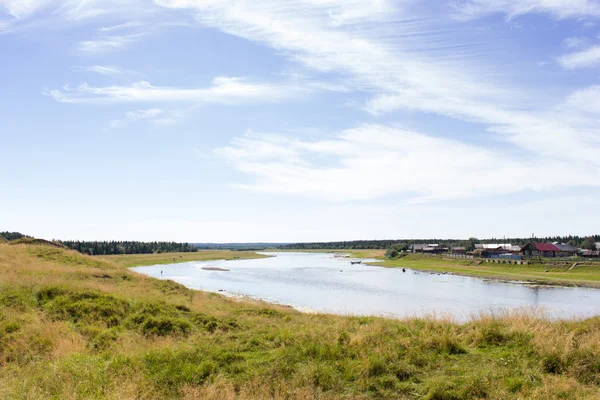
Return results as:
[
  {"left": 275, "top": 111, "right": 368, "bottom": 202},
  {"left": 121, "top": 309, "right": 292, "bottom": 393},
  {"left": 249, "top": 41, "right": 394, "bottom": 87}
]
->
[{"left": 8, "top": 237, "right": 67, "bottom": 249}]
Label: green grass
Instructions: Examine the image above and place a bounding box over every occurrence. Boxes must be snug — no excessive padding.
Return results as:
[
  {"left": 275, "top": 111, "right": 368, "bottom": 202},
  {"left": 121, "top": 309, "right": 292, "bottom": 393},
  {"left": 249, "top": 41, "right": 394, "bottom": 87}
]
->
[{"left": 1, "top": 243, "right": 600, "bottom": 399}]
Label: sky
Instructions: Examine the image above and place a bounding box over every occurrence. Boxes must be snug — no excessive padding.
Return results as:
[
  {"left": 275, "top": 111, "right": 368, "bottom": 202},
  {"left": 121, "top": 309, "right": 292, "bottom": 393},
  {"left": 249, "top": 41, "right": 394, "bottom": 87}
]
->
[{"left": 1, "top": 0, "right": 600, "bottom": 242}]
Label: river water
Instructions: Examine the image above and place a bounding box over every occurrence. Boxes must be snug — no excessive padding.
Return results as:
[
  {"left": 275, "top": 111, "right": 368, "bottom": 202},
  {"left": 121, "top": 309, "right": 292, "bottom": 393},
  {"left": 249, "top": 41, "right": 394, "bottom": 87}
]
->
[{"left": 131, "top": 252, "right": 600, "bottom": 320}]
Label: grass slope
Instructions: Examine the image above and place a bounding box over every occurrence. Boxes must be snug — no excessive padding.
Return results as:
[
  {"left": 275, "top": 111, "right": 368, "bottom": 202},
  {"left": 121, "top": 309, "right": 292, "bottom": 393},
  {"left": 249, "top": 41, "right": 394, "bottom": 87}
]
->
[{"left": 1, "top": 243, "right": 599, "bottom": 399}]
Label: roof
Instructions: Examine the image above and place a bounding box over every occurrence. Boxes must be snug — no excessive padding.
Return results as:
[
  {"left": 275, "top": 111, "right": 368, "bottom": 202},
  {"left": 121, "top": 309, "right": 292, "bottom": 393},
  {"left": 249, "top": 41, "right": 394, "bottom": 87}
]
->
[
  {"left": 553, "top": 243, "right": 577, "bottom": 252},
  {"left": 583, "top": 250, "right": 600, "bottom": 257},
  {"left": 535, "top": 243, "right": 560, "bottom": 252},
  {"left": 412, "top": 244, "right": 440, "bottom": 250},
  {"left": 475, "top": 244, "right": 513, "bottom": 250},
  {"left": 451, "top": 247, "right": 466, "bottom": 251}
]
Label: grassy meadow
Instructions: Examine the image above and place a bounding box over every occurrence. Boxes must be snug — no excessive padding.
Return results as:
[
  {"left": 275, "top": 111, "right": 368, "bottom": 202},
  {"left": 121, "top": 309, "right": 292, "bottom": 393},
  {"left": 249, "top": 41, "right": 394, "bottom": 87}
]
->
[{"left": 1, "top": 243, "right": 600, "bottom": 399}]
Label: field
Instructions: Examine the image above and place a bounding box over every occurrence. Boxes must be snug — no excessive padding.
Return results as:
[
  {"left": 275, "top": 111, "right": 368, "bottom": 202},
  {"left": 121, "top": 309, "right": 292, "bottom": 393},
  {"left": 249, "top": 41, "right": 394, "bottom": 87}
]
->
[{"left": 1, "top": 243, "right": 600, "bottom": 399}]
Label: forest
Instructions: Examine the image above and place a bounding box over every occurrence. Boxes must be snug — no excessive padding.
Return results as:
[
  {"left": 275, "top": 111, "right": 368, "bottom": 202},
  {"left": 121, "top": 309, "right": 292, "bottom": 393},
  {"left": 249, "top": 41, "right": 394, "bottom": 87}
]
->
[{"left": 60, "top": 240, "right": 198, "bottom": 255}]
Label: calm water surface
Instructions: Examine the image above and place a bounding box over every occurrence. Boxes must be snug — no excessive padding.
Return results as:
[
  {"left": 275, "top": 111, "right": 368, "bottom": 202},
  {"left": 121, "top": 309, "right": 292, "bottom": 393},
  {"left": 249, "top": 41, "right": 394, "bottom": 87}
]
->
[{"left": 132, "top": 252, "right": 600, "bottom": 320}]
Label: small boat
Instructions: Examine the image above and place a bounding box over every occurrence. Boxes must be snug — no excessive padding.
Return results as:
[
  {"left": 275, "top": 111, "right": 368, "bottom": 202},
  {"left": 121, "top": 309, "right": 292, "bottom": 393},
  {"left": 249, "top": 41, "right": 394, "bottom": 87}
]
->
[{"left": 350, "top": 261, "right": 362, "bottom": 265}]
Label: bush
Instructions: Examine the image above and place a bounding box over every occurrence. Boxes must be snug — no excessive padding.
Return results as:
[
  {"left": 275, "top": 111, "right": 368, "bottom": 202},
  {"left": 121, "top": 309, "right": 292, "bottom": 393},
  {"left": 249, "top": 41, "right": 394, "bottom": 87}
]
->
[
  {"left": 141, "top": 317, "right": 193, "bottom": 337},
  {"left": 42, "top": 291, "right": 130, "bottom": 327}
]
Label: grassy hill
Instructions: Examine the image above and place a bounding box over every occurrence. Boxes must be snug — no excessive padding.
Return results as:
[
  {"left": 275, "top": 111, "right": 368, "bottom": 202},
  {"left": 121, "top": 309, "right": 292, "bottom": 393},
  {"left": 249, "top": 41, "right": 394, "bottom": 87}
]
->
[{"left": 0, "top": 242, "right": 599, "bottom": 399}]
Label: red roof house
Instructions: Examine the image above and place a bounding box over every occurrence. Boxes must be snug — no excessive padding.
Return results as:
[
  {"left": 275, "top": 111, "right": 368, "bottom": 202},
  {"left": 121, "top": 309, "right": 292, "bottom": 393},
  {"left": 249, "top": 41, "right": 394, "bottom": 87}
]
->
[{"left": 521, "top": 243, "right": 562, "bottom": 257}]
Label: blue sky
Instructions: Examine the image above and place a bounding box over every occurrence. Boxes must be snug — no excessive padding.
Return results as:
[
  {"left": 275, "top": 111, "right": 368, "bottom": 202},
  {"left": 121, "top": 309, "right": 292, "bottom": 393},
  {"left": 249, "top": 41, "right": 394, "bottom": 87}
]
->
[{"left": 2, "top": 0, "right": 600, "bottom": 242}]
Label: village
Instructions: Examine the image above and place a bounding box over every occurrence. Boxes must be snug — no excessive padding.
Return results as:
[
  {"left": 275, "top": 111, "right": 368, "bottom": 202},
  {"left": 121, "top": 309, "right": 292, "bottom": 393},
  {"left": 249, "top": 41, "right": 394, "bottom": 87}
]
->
[{"left": 410, "top": 241, "right": 600, "bottom": 260}]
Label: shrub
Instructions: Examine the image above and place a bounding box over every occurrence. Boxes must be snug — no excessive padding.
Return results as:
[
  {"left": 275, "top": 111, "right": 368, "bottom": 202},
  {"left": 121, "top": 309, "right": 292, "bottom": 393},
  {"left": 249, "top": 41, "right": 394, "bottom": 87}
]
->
[{"left": 141, "top": 316, "right": 193, "bottom": 337}]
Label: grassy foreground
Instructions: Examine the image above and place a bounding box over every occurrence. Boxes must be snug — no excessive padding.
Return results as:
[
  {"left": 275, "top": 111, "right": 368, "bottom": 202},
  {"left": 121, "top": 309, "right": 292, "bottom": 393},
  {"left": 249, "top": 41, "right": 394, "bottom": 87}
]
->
[{"left": 1, "top": 244, "right": 600, "bottom": 399}]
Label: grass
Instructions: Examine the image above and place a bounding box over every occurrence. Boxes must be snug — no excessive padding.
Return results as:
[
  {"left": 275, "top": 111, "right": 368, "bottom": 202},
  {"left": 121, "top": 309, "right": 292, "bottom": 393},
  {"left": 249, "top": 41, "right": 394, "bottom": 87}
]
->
[
  {"left": 1, "top": 243, "right": 600, "bottom": 399},
  {"left": 370, "top": 254, "right": 600, "bottom": 288},
  {"left": 97, "top": 250, "right": 269, "bottom": 268}
]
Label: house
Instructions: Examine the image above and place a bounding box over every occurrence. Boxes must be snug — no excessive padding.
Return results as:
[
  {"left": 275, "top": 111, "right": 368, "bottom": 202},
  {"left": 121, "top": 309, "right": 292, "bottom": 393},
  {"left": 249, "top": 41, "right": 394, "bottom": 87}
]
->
[
  {"left": 475, "top": 244, "right": 514, "bottom": 251},
  {"left": 411, "top": 244, "right": 445, "bottom": 254},
  {"left": 411, "top": 244, "right": 426, "bottom": 253},
  {"left": 521, "top": 243, "right": 561, "bottom": 258},
  {"left": 450, "top": 247, "right": 466, "bottom": 255},
  {"left": 552, "top": 243, "right": 578, "bottom": 257},
  {"left": 475, "top": 243, "right": 516, "bottom": 257},
  {"left": 582, "top": 250, "right": 600, "bottom": 258}
]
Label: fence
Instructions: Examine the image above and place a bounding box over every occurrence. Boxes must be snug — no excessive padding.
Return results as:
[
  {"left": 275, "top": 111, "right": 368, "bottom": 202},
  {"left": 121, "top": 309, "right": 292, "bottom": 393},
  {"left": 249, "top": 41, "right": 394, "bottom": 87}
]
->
[{"left": 445, "top": 253, "right": 474, "bottom": 259}]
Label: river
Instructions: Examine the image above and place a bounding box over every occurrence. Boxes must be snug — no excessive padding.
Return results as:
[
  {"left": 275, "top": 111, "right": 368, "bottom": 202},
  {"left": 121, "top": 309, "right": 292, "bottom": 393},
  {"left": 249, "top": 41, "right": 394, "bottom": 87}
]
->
[{"left": 131, "top": 252, "right": 600, "bottom": 320}]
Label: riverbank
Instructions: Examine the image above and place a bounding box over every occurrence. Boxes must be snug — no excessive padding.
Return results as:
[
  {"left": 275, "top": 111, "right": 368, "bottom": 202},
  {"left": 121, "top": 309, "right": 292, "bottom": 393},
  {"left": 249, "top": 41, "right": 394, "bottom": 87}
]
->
[
  {"left": 284, "top": 249, "right": 600, "bottom": 288},
  {"left": 366, "top": 254, "right": 600, "bottom": 289},
  {"left": 97, "top": 250, "right": 268, "bottom": 268},
  {"left": 1, "top": 243, "right": 600, "bottom": 399}
]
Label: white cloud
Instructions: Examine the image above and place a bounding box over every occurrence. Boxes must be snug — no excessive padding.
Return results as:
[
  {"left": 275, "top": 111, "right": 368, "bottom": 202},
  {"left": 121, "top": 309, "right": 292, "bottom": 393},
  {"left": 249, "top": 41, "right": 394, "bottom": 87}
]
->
[
  {"left": 562, "top": 36, "right": 591, "bottom": 49},
  {"left": 45, "top": 77, "right": 308, "bottom": 104},
  {"left": 83, "top": 65, "right": 128, "bottom": 75},
  {"left": 1, "top": 0, "right": 153, "bottom": 21},
  {"left": 216, "top": 125, "right": 600, "bottom": 202},
  {"left": 557, "top": 45, "right": 600, "bottom": 69},
  {"left": 77, "top": 33, "right": 146, "bottom": 53},
  {"left": 0, "top": 0, "right": 53, "bottom": 19},
  {"left": 453, "top": 0, "right": 600, "bottom": 20},
  {"left": 564, "top": 85, "right": 600, "bottom": 113},
  {"left": 148, "top": 1, "right": 600, "bottom": 172},
  {"left": 96, "top": 21, "right": 142, "bottom": 32},
  {"left": 126, "top": 108, "right": 163, "bottom": 120}
]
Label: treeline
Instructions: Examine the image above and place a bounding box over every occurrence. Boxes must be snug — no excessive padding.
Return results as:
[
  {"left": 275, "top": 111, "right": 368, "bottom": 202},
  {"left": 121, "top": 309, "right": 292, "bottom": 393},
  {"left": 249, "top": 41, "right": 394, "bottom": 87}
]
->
[
  {"left": 61, "top": 241, "right": 198, "bottom": 256},
  {"left": 0, "top": 232, "right": 29, "bottom": 241},
  {"left": 279, "top": 240, "right": 401, "bottom": 250},
  {"left": 280, "top": 235, "right": 600, "bottom": 251}
]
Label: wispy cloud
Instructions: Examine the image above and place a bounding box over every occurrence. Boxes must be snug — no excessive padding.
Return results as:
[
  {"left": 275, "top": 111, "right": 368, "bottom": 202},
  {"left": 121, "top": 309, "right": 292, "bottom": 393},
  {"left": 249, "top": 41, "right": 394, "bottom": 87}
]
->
[
  {"left": 77, "top": 32, "right": 146, "bottom": 54},
  {"left": 96, "top": 21, "right": 142, "bottom": 32},
  {"left": 105, "top": 108, "right": 185, "bottom": 130},
  {"left": 562, "top": 36, "right": 591, "bottom": 49},
  {"left": 126, "top": 108, "right": 163, "bottom": 120},
  {"left": 452, "top": 0, "right": 600, "bottom": 20},
  {"left": 45, "top": 77, "right": 308, "bottom": 104},
  {"left": 152, "top": 0, "right": 600, "bottom": 168},
  {"left": 557, "top": 45, "right": 600, "bottom": 69},
  {"left": 565, "top": 85, "right": 600, "bottom": 113},
  {"left": 216, "top": 125, "right": 600, "bottom": 202},
  {"left": 81, "top": 65, "right": 129, "bottom": 75}
]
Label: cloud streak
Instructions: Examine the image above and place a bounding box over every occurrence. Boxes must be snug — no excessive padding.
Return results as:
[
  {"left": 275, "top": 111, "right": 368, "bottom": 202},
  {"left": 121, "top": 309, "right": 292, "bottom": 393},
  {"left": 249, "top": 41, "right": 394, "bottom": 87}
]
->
[
  {"left": 452, "top": 0, "right": 600, "bottom": 20},
  {"left": 45, "top": 77, "right": 309, "bottom": 104},
  {"left": 77, "top": 33, "right": 146, "bottom": 53}
]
